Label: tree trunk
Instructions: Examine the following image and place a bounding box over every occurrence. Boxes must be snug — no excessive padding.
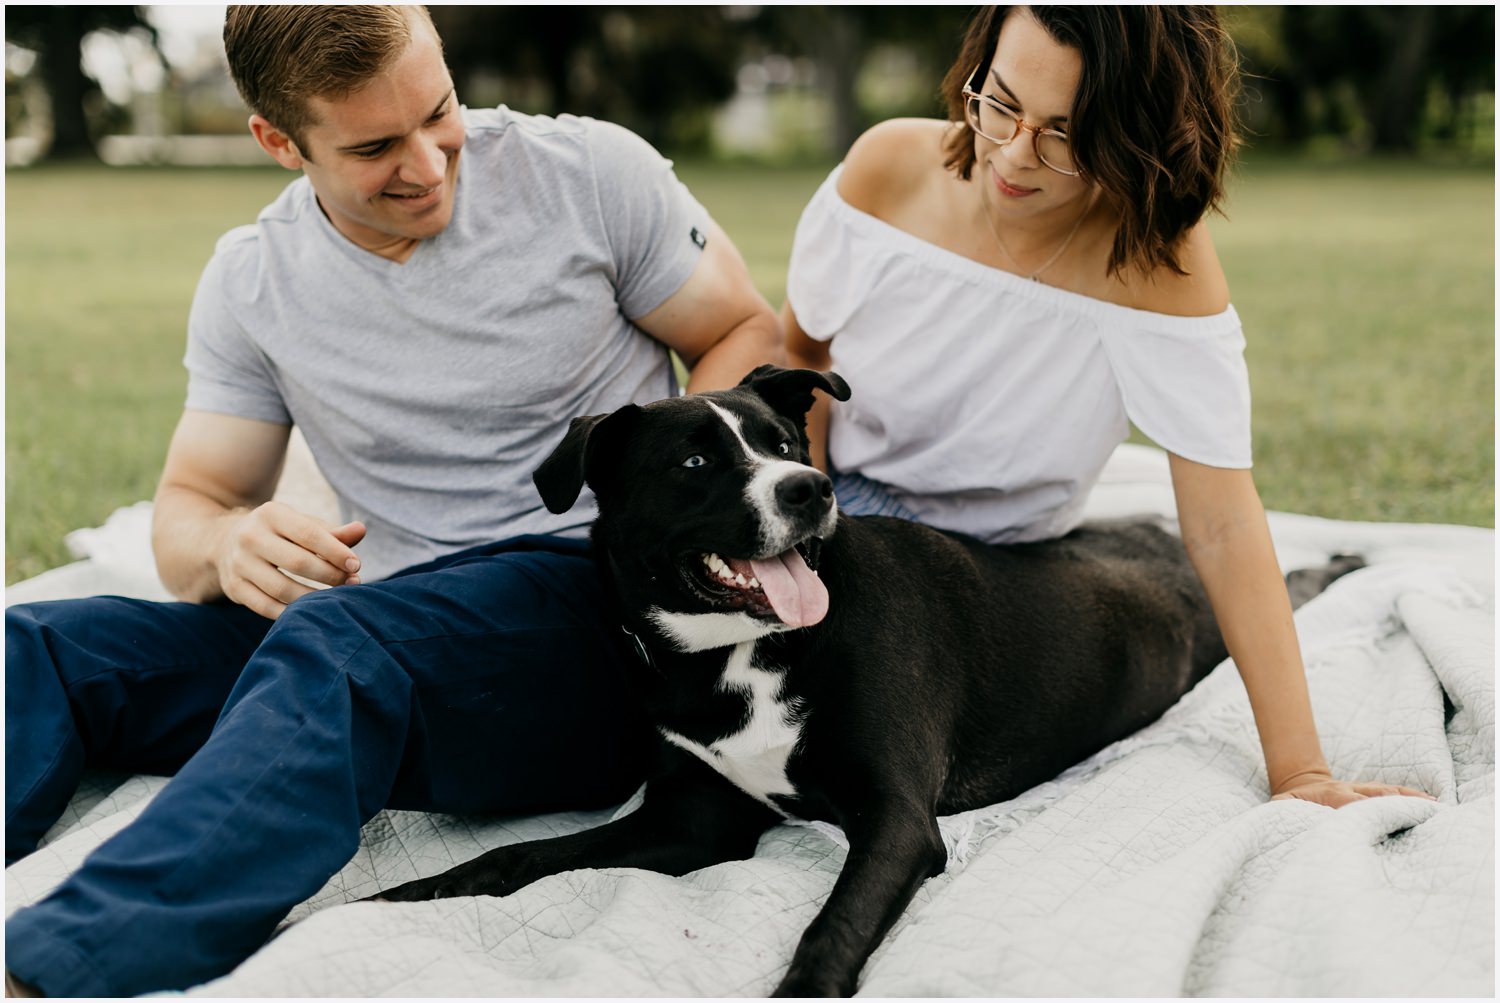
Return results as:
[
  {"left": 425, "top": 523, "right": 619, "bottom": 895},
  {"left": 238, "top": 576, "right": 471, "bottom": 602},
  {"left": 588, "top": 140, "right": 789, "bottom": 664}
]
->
[
  {"left": 1270, "top": 76, "right": 1310, "bottom": 145},
  {"left": 823, "top": 10, "right": 863, "bottom": 158},
  {"left": 39, "top": 6, "right": 99, "bottom": 160},
  {"left": 1364, "top": 6, "right": 1434, "bottom": 152}
]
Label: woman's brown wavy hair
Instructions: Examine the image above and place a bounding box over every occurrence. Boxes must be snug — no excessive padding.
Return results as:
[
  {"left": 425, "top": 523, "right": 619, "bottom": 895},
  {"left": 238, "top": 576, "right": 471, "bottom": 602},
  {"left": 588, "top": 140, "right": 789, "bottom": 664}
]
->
[{"left": 941, "top": 6, "right": 1241, "bottom": 277}]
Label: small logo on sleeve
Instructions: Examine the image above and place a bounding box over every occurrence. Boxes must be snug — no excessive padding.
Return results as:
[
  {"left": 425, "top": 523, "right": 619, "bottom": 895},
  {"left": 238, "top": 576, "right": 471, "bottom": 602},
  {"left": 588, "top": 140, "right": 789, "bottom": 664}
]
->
[{"left": 689, "top": 227, "right": 707, "bottom": 250}]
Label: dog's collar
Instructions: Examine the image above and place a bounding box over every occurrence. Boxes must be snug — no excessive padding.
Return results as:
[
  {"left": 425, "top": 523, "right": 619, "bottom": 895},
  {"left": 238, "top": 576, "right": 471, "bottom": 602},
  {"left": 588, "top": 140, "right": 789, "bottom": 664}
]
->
[
  {"left": 621, "top": 625, "right": 658, "bottom": 672},
  {"left": 608, "top": 548, "right": 661, "bottom": 672}
]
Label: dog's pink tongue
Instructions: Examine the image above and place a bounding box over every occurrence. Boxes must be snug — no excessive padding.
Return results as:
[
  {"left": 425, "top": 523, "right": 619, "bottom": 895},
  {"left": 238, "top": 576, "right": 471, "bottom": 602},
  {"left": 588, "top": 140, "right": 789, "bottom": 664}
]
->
[{"left": 750, "top": 548, "right": 828, "bottom": 628}]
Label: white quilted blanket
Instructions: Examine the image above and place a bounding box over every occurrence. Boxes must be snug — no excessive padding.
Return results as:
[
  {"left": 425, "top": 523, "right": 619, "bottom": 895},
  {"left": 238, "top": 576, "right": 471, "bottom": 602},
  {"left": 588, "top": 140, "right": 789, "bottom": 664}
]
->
[{"left": 6, "top": 447, "right": 1494, "bottom": 996}]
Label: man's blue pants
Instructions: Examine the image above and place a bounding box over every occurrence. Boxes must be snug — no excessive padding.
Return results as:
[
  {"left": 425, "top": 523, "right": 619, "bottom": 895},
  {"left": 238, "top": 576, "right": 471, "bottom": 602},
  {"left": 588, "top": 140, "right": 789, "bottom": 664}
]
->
[{"left": 4, "top": 536, "right": 655, "bottom": 997}]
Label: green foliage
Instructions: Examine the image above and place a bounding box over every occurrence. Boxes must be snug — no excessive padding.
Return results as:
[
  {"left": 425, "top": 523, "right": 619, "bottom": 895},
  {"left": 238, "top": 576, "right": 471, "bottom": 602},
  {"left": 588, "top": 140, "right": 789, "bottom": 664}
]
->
[
  {"left": 430, "top": 8, "right": 743, "bottom": 154},
  {"left": 4, "top": 157, "right": 1493, "bottom": 585},
  {"left": 6, "top": 7, "right": 1494, "bottom": 163},
  {"left": 1228, "top": 6, "right": 1495, "bottom": 154}
]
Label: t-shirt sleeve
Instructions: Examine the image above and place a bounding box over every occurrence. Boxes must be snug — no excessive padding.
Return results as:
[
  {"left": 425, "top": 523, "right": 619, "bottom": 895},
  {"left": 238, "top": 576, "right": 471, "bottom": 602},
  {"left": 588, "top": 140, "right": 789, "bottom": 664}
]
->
[
  {"left": 182, "top": 242, "right": 290, "bottom": 425},
  {"left": 784, "top": 165, "right": 880, "bottom": 342},
  {"left": 586, "top": 119, "right": 711, "bottom": 320},
  {"left": 1100, "top": 307, "right": 1253, "bottom": 468}
]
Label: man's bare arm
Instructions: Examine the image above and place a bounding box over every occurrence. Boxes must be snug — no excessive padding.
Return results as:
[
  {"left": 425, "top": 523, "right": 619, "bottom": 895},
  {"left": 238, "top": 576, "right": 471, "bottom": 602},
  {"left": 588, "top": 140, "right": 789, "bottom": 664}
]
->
[
  {"left": 152, "top": 410, "right": 366, "bottom": 619},
  {"left": 633, "top": 218, "right": 783, "bottom": 393}
]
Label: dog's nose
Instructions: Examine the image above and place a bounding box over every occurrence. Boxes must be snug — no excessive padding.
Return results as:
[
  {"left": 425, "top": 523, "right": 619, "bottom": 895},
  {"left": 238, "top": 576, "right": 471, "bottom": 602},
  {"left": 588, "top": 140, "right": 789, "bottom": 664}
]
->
[{"left": 776, "top": 470, "right": 834, "bottom": 515}]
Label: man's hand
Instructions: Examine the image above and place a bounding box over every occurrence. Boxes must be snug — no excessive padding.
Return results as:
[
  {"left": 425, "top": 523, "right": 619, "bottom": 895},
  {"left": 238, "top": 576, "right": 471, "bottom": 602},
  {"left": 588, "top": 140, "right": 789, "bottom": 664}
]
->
[
  {"left": 153, "top": 411, "right": 367, "bottom": 612},
  {"left": 215, "top": 502, "right": 366, "bottom": 619},
  {"left": 1271, "top": 770, "right": 1436, "bottom": 808}
]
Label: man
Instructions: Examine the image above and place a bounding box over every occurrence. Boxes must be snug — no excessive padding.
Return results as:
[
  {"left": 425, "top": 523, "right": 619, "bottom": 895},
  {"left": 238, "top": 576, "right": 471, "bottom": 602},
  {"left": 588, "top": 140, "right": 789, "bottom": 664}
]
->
[{"left": 4, "top": 6, "right": 780, "bottom": 996}]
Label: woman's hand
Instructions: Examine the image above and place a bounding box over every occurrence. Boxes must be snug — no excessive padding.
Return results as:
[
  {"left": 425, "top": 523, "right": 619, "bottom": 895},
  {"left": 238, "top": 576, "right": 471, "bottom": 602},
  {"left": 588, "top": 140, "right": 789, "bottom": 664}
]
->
[{"left": 1271, "top": 770, "right": 1436, "bottom": 807}]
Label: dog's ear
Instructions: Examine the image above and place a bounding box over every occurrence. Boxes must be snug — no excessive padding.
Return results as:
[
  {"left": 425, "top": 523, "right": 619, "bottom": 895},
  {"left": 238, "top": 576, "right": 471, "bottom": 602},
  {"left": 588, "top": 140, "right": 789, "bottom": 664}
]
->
[
  {"left": 738, "top": 365, "right": 851, "bottom": 421},
  {"left": 533, "top": 405, "right": 641, "bottom": 513}
]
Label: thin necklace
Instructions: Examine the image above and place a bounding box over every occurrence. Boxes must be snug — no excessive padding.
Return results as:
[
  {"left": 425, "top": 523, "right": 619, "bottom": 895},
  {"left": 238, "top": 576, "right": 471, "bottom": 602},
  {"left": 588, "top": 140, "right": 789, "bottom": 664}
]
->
[{"left": 979, "top": 184, "right": 1096, "bottom": 283}]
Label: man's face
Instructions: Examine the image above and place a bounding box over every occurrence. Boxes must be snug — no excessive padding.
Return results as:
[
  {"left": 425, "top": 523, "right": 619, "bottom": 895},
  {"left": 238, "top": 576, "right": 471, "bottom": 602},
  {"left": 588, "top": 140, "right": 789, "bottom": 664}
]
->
[{"left": 294, "top": 18, "right": 465, "bottom": 258}]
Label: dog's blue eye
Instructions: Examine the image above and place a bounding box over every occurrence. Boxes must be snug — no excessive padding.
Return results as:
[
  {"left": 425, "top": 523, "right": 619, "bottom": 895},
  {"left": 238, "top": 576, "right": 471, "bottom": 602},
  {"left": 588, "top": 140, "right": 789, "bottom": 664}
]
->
[
  {"left": 682, "top": 455, "right": 707, "bottom": 468},
  {"left": 778, "top": 441, "right": 793, "bottom": 456}
]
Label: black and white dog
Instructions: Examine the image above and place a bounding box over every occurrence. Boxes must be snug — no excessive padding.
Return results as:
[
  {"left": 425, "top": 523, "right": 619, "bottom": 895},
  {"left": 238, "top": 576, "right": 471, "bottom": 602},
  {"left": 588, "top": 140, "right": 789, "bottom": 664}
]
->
[{"left": 377, "top": 366, "right": 1359, "bottom": 996}]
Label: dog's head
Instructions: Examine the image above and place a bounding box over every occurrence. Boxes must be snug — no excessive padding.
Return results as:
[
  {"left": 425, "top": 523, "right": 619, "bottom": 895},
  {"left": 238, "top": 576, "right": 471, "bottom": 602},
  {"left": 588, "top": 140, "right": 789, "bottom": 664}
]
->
[{"left": 535, "top": 365, "right": 851, "bottom": 651}]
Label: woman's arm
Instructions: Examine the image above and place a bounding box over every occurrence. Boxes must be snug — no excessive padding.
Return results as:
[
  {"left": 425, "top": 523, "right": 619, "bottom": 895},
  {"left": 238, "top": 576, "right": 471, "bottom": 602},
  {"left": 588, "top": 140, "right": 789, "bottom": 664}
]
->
[
  {"left": 783, "top": 302, "right": 835, "bottom": 472},
  {"left": 1167, "top": 454, "right": 1433, "bottom": 806},
  {"left": 779, "top": 119, "right": 940, "bottom": 473}
]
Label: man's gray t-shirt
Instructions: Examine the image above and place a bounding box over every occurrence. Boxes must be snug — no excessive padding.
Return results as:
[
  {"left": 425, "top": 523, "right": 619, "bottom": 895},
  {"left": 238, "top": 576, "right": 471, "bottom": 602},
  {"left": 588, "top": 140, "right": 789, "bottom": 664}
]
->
[{"left": 184, "top": 107, "right": 709, "bottom": 580}]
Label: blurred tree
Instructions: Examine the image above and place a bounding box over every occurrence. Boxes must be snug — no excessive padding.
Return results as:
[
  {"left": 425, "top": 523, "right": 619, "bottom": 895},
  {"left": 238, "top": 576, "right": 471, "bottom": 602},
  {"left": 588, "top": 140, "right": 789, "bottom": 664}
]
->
[
  {"left": 431, "top": 5, "right": 971, "bottom": 157},
  {"left": 4, "top": 5, "right": 159, "bottom": 160},
  {"left": 746, "top": 8, "right": 866, "bottom": 156},
  {"left": 430, "top": 8, "right": 601, "bottom": 118},
  {"left": 429, "top": 6, "right": 739, "bottom": 151},
  {"left": 5, "top": 6, "right": 1490, "bottom": 162},
  {"left": 1235, "top": 5, "right": 1495, "bottom": 152},
  {"left": 741, "top": 6, "right": 971, "bottom": 156},
  {"left": 1361, "top": 6, "right": 1435, "bottom": 151},
  {"left": 1426, "top": 5, "right": 1497, "bottom": 148}
]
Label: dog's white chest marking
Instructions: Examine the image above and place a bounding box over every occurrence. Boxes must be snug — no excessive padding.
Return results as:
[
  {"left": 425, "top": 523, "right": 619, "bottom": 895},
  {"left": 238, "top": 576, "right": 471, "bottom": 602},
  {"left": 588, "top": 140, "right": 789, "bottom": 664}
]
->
[
  {"left": 647, "top": 609, "right": 781, "bottom": 652},
  {"left": 659, "top": 642, "right": 804, "bottom": 813}
]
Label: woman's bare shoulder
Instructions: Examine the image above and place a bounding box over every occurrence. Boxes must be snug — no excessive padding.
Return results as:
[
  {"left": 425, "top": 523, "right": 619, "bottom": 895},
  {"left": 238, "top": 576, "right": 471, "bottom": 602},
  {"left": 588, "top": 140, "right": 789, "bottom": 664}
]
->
[
  {"left": 836, "top": 118, "right": 954, "bottom": 220},
  {"left": 1114, "top": 221, "right": 1232, "bottom": 317}
]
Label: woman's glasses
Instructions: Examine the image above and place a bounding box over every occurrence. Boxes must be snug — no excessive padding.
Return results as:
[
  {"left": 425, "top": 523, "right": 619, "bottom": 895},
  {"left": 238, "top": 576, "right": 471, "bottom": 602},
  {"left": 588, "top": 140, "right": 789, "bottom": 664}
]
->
[{"left": 961, "top": 63, "right": 1079, "bottom": 176}]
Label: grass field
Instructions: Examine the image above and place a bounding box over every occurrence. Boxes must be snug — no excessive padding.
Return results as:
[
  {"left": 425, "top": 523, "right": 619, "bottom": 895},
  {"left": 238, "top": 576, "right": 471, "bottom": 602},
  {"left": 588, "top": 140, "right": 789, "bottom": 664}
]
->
[{"left": 5, "top": 156, "right": 1494, "bottom": 585}]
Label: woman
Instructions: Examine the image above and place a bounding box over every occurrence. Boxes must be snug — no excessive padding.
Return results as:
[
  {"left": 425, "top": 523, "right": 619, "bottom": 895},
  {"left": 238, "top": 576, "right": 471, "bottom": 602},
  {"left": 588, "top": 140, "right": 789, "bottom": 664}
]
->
[{"left": 783, "top": 5, "right": 1429, "bottom": 807}]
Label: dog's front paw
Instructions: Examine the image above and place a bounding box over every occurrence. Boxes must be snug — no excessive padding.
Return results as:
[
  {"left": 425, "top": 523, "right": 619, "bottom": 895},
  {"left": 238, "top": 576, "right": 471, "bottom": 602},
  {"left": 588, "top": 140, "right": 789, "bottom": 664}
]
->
[
  {"left": 365, "top": 872, "right": 460, "bottom": 904},
  {"left": 772, "top": 965, "right": 857, "bottom": 998},
  {"left": 365, "top": 847, "right": 523, "bottom": 904}
]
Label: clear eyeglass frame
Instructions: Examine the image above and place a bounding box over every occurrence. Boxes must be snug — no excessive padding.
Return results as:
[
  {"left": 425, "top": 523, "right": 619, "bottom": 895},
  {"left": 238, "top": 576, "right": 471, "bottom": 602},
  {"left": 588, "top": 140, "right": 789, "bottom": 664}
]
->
[{"left": 961, "top": 63, "right": 1080, "bottom": 177}]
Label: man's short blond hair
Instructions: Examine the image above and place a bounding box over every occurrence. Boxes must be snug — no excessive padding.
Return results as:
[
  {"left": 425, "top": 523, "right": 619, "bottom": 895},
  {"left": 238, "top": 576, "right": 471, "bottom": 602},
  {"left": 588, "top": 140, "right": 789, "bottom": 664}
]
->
[{"left": 223, "top": 5, "right": 439, "bottom": 153}]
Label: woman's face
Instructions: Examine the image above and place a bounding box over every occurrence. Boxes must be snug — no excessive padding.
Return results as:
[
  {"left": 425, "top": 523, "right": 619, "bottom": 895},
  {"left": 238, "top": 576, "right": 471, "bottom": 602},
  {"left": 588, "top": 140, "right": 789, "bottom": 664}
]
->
[{"left": 973, "top": 9, "right": 1093, "bottom": 213}]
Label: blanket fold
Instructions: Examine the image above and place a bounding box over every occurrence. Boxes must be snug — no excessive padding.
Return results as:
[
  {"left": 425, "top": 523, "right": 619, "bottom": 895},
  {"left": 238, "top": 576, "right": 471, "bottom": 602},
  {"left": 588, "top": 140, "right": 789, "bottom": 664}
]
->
[{"left": 5, "top": 446, "right": 1492, "bottom": 996}]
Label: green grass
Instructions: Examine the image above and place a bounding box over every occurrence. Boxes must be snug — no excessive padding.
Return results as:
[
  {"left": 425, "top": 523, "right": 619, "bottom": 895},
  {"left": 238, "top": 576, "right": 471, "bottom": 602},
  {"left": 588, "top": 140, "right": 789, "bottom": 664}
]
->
[
  {"left": 1208, "top": 156, "right": 1494, "bottom": 525},
  {"left": 6, "top": 166, "right": 295, "bottom": 584},
  {"left": 676, "top": 162, "right": 833, "bottom": 306},
  {"left": 4, "top": 156, "right": 1493, "bottom": 585}
]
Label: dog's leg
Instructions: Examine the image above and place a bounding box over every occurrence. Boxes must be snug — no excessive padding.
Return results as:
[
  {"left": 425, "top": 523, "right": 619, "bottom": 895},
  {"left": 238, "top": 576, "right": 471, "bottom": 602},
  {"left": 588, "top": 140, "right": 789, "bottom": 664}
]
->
[
  {"left": 372, "top": 754, "right": 779, "bottom": 904},
  {"left": 1285, "top": 553, "right": 1366, "bottom": 609},
  {"left": 771, "top": 802, "right": 946, "bottom": 997}
]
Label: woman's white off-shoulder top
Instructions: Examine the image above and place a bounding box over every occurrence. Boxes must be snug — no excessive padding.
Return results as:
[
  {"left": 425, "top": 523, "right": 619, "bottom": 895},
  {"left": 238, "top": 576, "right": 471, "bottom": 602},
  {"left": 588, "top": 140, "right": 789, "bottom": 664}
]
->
[{"left": 786, "top": 165, "right": 1252, "bottom": 544}]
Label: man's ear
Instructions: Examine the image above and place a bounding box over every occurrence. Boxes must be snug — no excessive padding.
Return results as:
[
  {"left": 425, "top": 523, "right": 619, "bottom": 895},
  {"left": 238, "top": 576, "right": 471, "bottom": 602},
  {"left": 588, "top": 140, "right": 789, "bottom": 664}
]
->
[
  {"left": 533, "top": 405, "right": 642, "bottom": 514},
  {"left": 249, "top": 114, "right": 307, "bottom": 170}
]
